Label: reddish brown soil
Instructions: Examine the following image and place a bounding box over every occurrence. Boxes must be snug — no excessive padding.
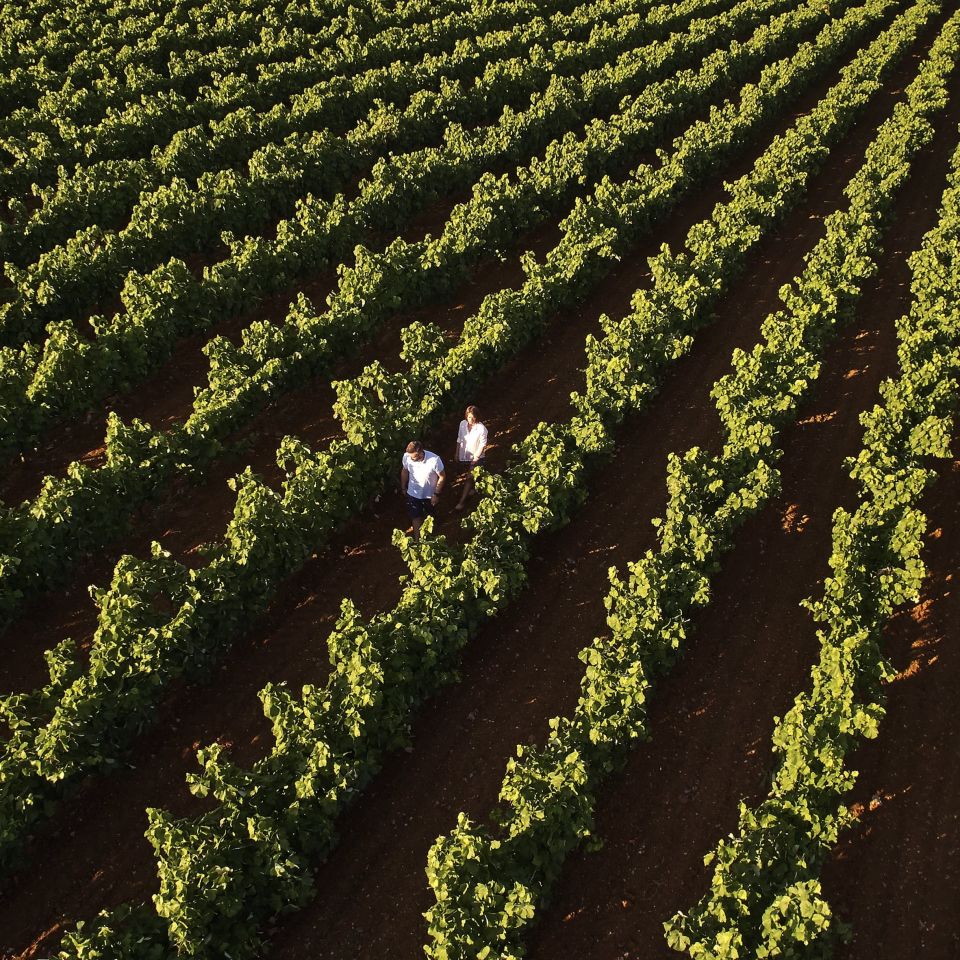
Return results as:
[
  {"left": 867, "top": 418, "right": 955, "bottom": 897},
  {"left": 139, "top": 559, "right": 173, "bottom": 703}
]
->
[
  {"left": 0, "top": 2, "right": 838, "bottom": 502},
  {"left": 2, "top": 11, "right": 716, "bottom": 497},
  {"left": 523, "top": 55, "right": 960, "bottom": 960},
  {"left": 255, "top": 39, "right": 960, "bottom": 960},
  {"left": 819, "top": 456, "right": 960, "bottom": 956},
  {"left": 2, "top": 18, "right": 954, "bottom": 959},
  {"left": 0, "top": 13, "right": 840, "bottom": 685}
]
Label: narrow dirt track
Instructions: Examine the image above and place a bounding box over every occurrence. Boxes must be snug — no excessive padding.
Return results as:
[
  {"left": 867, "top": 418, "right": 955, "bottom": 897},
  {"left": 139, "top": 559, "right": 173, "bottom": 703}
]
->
[
  {"left": 0, "top": 5, "right": 758, "bottom": 500},
  {"left": 819, "top": 451, "right": 960, "bottom": 957},
  {"left": 247, "top": 31, "right": 958, "bottom": 960},
  {"left": 1, "top": 15, "right": 951, "bottom": 959},
  {"left": 0, "top": 2, "right": 907, "bottom": 691},
  {"left": 523, "top": 55, "right": 960, "bottom": 960},
  {"left": 0, "top": 88, "right": 748, "bottom": 960}
]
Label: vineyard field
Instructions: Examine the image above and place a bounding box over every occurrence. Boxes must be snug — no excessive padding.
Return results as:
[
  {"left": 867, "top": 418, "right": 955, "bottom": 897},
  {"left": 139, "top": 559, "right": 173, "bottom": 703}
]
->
[{"left": 0, "top": 0, "right": 958, "bottom": 958}]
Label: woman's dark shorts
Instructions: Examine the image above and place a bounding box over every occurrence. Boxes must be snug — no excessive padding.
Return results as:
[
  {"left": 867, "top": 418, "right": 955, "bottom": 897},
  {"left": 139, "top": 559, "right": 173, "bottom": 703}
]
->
[{"left": 406, "top": 495, "right": 435, "bottom": 520}]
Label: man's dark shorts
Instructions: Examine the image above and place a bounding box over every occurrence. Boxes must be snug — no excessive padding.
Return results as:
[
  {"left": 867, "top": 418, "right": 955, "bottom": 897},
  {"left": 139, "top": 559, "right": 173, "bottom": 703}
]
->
[{"left": 406, "top": 495, "right": 435, "bottom": 520}]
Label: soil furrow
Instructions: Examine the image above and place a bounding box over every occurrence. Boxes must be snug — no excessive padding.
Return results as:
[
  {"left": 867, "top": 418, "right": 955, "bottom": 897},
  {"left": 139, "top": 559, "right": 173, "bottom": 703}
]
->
[
  {"left": 522, "top": 53, "right": 960, "bottom": 960},
  {"left": 0, "top": 17, "right": 947, "bottom": 958},
  {"left": 818, "top": 448, "right": 960, "bottom": 958},
  {"left": 246, "top": 34, "right": 957, "bottom": 960}
]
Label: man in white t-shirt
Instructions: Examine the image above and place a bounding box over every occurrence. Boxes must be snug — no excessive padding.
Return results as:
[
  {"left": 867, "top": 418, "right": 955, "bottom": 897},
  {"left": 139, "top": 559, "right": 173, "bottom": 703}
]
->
[{"left": 400, "top": 440, "right": 446, "bottom": 539}]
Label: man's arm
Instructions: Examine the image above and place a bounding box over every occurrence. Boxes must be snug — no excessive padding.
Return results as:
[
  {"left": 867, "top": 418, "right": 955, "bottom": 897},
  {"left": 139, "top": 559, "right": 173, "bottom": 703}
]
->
[
  {"left": 432, "top": 468, "right": 446, "bottom": 503},
  {"left": 400, "top": 466, "right": 409, "bottom": 494}
]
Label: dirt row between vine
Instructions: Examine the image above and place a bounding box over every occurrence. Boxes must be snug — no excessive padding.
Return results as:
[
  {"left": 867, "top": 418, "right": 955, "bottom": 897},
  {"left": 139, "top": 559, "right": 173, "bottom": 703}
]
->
[
  {"left": 257, "top": 35, "right": 960, "bottom": 960},
  {"left": 3, "top": 17, "right": 950, "bottom": 959},
  {"left": 0, "top": 3, "right": 873, "bottom": 692},
  {"left": 820, "top": 453, "right": 960, "bottom": 957},
  {"left": 527, "top": 70, "right": 960, "bottom": 960},
  {"left": 0, "top": 0, "right": 758, "bottom": 498}
]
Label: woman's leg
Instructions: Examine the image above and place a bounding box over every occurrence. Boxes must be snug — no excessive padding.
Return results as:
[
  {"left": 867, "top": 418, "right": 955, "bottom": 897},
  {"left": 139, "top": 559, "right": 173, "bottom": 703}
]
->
[
  {"left": 455, "top": 466, "right": 468, "bottom": 509},
  {"left": 456, "top": 464, "right": 474, "bottom": 509}
]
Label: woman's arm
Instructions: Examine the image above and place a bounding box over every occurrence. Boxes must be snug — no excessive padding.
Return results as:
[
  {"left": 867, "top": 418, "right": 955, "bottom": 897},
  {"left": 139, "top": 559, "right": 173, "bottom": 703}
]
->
[{"left": 472, "top": 425, "right": 489, "bottom": 462}]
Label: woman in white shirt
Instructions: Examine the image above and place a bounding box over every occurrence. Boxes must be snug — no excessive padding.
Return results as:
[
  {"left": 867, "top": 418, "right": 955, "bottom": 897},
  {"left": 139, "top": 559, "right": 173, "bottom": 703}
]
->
[{"left": 454, "top": 405, "right": 488, "bottom": 510}]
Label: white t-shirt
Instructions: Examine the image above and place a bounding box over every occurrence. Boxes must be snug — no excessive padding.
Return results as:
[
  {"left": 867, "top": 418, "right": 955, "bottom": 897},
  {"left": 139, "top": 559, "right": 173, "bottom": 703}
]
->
[
  {"left": 456, "top": 420, "right": 488, "bottom": 462},
  {"left": 402, "top": 450, "right": 444, "bottom": 498}
]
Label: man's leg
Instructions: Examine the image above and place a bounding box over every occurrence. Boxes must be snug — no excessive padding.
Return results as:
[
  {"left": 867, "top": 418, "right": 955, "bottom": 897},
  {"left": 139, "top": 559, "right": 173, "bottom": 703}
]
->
[{"left": 406, "top": 495, "right": 422, "bottom": 539}]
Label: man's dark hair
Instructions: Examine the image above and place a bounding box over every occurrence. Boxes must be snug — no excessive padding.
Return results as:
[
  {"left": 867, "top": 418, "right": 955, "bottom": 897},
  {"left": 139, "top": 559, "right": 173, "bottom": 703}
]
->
[{"left": 406, "top": 440, "right": 423, "bottom": 454}]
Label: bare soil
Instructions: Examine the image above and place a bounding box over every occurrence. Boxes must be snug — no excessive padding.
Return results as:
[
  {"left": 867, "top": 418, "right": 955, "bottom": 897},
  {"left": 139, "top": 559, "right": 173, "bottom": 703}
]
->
[
  {"left": 2, "top": 14, "right": 958, "bottom": 960},
  {"left": 0, "top": 1, "right": 751, "bottom": 498},
  {"left": 820, "top": 453, "right": 960, "bottom": 958},
  {"left": 254, "top": 33, "right": 960, "bottom": 960}
]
